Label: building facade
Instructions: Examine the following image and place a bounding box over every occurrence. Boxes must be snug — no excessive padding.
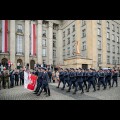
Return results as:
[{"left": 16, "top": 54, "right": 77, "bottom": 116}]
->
[{"left": 0, "top": 20, "right": 120, "bottom": 70}]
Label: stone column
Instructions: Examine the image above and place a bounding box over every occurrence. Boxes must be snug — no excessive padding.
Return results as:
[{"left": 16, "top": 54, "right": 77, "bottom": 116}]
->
[
  {"left": 102, "top": 20, "right": 107, "bottom": 68},
  {"left": 25, "top": 20, "right": 30, "bottom": 66},
  {"left": 37, "top": 20, "right": 42, "bottom": 64},
  {"left": 10, "top": 20, "right": 16, "bottom": 68},
  {"left": 57, "top": 24, "right": 63, "bottom": 65},
  {"left": 48, "top": 21, "right": 53, "bottom": 65}
]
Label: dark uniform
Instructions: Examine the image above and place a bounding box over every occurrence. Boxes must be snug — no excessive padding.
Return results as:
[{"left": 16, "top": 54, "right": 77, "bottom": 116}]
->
[
  {"left": 73, "top": 69, "right": 84, "bottom": 94},
  {"left": 67, "top": 69, "right": 76, "bottom": 92},
  {"left": 61, "top": 70, "right": 69, "bottom": 90},
  {"left": 82, "top": 70, "right": 88, "bottom": 90},
  {"left": 57, "top": 69, "right": 64, "bottom": 88},
  {"left": 14, "top": 72, "right": 19, "bottom": 86},
  {"left": 47, "top": 70, "right": 52, "bottom": 82},
  {"left": 112, "top": 70, "right": 118, "bottom": 87},
  {"left": 37, "top": 68, "right": 50, "bottom": 96},
  {"left": 105, "top": 70, "right": 112, "bottom": 88},
  {"left": 10, "top": 70, "right": 14, "bottom": 88},
  {"left": 20, "top": 70, "right": 24, "bottom": 85},
  {"left": 86, "top": 69, "right": 96, "bottom": 92},
  {"left": 97, "top": 70, "right": 106, "bottom": 90}
]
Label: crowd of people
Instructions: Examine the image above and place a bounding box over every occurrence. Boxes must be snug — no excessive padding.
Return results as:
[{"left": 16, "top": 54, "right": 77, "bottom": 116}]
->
[
  {"left": 56, "top": 68, "right": 120, "bottom": 94},
  {"left": 0, "top": 61, "right": 120, "bottom": 97}
]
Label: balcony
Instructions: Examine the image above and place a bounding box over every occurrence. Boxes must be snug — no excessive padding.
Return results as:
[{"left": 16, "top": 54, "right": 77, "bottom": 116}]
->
[
  {"left": 16, "top": 52, "right": 24, "bottom": 56},
  {"left": 0, "top": 50, "right": 9, "bottom": 55},
  {"left": 29, "top": 53, "right": 37, "bottom": 57}
]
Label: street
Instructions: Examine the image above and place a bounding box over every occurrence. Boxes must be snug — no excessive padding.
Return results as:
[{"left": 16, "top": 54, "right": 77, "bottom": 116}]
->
[{"left": 0, "top": 78, "right": 120, "bottom": 100}]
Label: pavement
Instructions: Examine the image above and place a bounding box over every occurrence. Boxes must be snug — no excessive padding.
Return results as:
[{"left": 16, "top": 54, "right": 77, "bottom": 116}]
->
[{"left": 0, "top": 78, "right": 120, "bottom": 100}]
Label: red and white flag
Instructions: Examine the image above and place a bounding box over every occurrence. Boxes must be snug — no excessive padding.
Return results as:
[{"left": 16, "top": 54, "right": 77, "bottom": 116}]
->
[
  {"left": 24, "top": 71, "right": 38, "bottom": 91},
  {"left": 2, "top": 20, "right": 8, "bottom": 53},
  {"left": 31, "top": 23, "right": 36, "bottom": 56}
]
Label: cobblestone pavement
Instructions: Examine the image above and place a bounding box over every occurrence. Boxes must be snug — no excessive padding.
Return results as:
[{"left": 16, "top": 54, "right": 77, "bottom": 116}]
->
[{"left": 0, "top": 78, "right": 120, "bottom": 100}]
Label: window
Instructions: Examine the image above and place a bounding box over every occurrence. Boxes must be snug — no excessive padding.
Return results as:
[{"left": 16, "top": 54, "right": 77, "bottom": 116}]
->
[
  {"left": 117, "top": 36, "right": 119, "bottom": 43},
  {"left": 72, "top": 25, "right": 75, "bottom": 32},
  {"left": 53, "top": 50, "right": 56, "bottom": 57},
  {"left": 107, "top": 56, "right": 110, "bottom": 64},
  {"left": 72, "top": 45, "right": 75, "bottom": 55},
  {"left": 107, "top": 21, "right": 110, "bottom": 29},
  {"left": 42, "top": 39, "right": 46, "bottom": 46},
  {"left": 53, "top": 60, "right": 55, "bottom": 65},
  {"left": 63, "top": 49, "right": 65, "bottom": 56},
  {"left": 98, "top": 28, "right": 101, "bottom": 36},
  {"left": 117, "top": 27, "right": 119, "bottom": 33},
  {"left": 73, "top": 35, "right": 75, "bottom": 42},
  {"left": 82, "top": 20, "right": 86, "bottom": 26},
  {"left": 53, "top": 41, "right": 56, "bottom": 48},
  {"left": 63, "top": 31, "right": 65, "bottom": 38},
  {"left": 42, "top": 30, "right": 46, "bottom": 37},
  {"left": 112, "top": 24, "right": 115, "bottom": 31},
  {"left": 112, "top": 56, "right": 115, "bottom": 64},
  {"left": 63, "top": 40, "right": 65, "bottom": 46},
  {"left": 117, "top": 46, "right": 119, "bottom": 53},
  {"left": 98, "top": 54, "right": 102, "bottom": 63},
  {"left": 82, "top": 41, "right": 86, "bottom": 50},
  {"left": 98, "top": 40, "right": 101, "bottom": 49},
  {"left": 67, "top": 47, "right": 70, "bottom": 55},
  {"left": 112, "top": 45, "right": 115, "bottom": 53},
  {"left": 17, "top": 35, "right": 23, "bottom": 54},
  {"left": 118, "top": 57, "right": 120, "bottom": 64},
  {"left": 53, "top": 24, "right": 58, "bottom": 30},
  {"left": 112, "top": 34, "right": 115, "bottom": 41},
  {"left": 42, "top": 48, "right": 46, "bottom": 56},
  {"left": 67, "top": 28, "right": 70, "bottom": 35},
  {"left": 97, "top": 20, "right": 101, "bottom": 24},
  {"left": 17, "top": 24, "right": 23, "bottom": 33},
  {"left": 67, "top": 37, "right": 70, "bottom": 45},
  {"left": 53, "top": 32, "right": 56, "bottom": 39},
  {"left": 107, "top": 32, "right": 110, "bottom": 39},
  {"left": 107, "top": 43, "right": 110, "bottom": 52},
  {"left": 82, "top": 29, "right": 86, "bottom": 37}
]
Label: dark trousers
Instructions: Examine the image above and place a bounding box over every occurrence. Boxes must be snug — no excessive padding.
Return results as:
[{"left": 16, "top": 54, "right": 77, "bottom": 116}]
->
[
  {"left": 112, "top": 79, "right": 118, "bottom": 87},
  {"left": 105, "top": 79, "right": 111, "bottom": 87},
  {"left": 57, "top": 79, "right": 64, "bottom": 88},
  {"left": 75, "top": 81, "right": 84, "bottom": 92},
  {"left": 20, "top": 78, "right": 24, "bottom": 85},
  {"left": 68, "top": 81, "right": 76, "bottom": 91},
  {"left": 15, "top": 80, "right": 19, "bottom": 86},
  {"left": 0, "top": 81, "right": 2, "bottom": 90},
  {"left": 83, "top": 80, "right": 87, "bottom": 89},
  {"left": 62, "top": 80, "right": 70, "bottom": 89},
  {"left": 35, "top": 81, "right": 42, "bottom": 93},
  {"left": 98, "top": 79, "right": 106, "bottom": 89},
  {"left": 88, "top": 81, "right": 96, "bottom": 91},
  {"left": 10, "top": 79, "right": 14, "bottom": 87}
]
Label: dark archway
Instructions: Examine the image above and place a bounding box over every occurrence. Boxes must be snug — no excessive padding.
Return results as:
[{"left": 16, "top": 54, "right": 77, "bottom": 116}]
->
[
  {"left": 1, "top": 58, "right": 8, "bottom": 67},
  {"left": 17, "top": 59, "right": 23, "bottom": 66},
  {"left": 30, "top": 60, "right": 35, "bottom": 69}
]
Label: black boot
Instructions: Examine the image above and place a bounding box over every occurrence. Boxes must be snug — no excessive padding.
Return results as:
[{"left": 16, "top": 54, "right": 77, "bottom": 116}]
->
[
  {"left": 73, "top": 91, "right": 76, "bottom": 94},
  {"left": 37, "top": 90, "right": 42, "bottom": 96},
  {"left": 56, "top": 86, "right": 59, "bottom": 88},
  {"left": 67, "top": 89, "right": 70, "bottom": 92}
]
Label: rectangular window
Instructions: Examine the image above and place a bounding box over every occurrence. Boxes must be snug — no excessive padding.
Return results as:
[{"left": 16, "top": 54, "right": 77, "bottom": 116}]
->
[
  {"left": 117, "top": 36, "right": 119, "bottom": 43},
  {"left": 17, "top": 35, "right": 23, "bottom": 54},
  {"left": 117, "top": 46, "right": 119, "bottom": 53},
  {"left": 53, "top": 41, "right": 56, "bottom": 48},
  {"left": 42, "top": 39, "right": 46, "bottom": 46},
  {"left": 72, "top": 25, "right": 75, "bottom": 32},
  {"left": 67, "top": 37, "right": 70, "bottom": 45},
  {"left": 17, "top": 24, "right": 23, "bottom": 33},
  {"left": 98, "top": 54, "right": 102, "bottom": 63},
  {"left": 107, "top": 56, "right": 110, "bottom": 64},
  {"left": 82, "top": 41, "right": 86, "bottom": 50},
  {"left": 117, "top": 27, "right": 119, "bottom": 33},
  {"left": 53, "top": 50, "right": 56, "bottom": 57},
  {"left": 73, "top": 35, "right": 75, "bottom": 42},
  {"left": 107, "top": 21, "right": 110, "bottom": 29},
  {"left": 112, "top": 34, "right": 115, "bottom": 41},
  {"left": 118, "top": 57, "right": 120, "bottom": 64},
  {"left": 98, "top": 28, "right": 101, "bottom": 36},
  {"left": 63, "top": 40, "right": 65, "bottom": 47},
  {"left": 42, "top": 30, "right": 46, "bottom": 37},
  {"left": 97, "top": 20, "right": 101, "bottom": 24},
  {"left": 98, "top": 40, "right": 101, "bottom": 49},
  {"left": 63, "top": 31, "right": 65, "bottom": 38},
  {"left": 82, "top": 29, "right": 86, "bottom": 37},
  {"left": 67, "top": 28, "right": 70, "bottom": 35},
  {"left": 67, "top": 47, "right": 70, "bottom": 55},
  {"left": 107, "top": 32, "right": 110, "bottom": 39},
  {"left": 112, "top": 24, "right": 115, "bottom": 31},
  {"left": 63, "top": 49, "right": 65, "bottom": 56},
  {"left": 53, "top": 32, "right": 56, "bottom": 39},
  {"left": 42, "top": 48, "right": 46, "bottom": 56},
  {"left": 113, "top": 45, "right": 115, "bottom": 53},
  {"left": 112, "top": 56, "right": 115, "bottom": 64},
  {"left": 107, "top": 43, "right": 110, "bottom": 52}
]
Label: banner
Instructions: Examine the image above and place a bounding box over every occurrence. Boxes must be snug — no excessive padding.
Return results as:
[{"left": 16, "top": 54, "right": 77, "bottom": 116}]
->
[{"left": 24, "top": 71, "right": 38, "bottom": 91}]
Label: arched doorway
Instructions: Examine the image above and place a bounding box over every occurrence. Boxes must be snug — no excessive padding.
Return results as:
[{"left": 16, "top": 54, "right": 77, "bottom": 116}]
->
[
  {"left": 1, "top": 58, "right": 8, "bottom": 67},
  {"left": 30, "top": 60, "right": 35, "bottom": 69},
  {"left": 17, "top": 59, "right": 23, "bottom": 68}
]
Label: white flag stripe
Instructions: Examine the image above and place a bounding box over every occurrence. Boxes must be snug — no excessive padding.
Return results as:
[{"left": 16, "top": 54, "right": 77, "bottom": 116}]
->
[{"left": 2, "top": 20, "right": 5, "bottom": 52}]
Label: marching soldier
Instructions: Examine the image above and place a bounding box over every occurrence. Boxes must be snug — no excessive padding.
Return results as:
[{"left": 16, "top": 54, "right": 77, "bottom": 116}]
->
[
  {"left": 97, "top": 69, "right": 106, "bottom": 90},
  {"left": 37, "top": 67, "right": 50, "bottom": 97},
  {"left": 82, "top": 69, "right": 88, "bottom": 90},
  {"left": 56, "top": 68, "right": 64, "bottom": 88},
  {"left": 73, "top": 68, "right": 84, "bottom": 94},
  {"left": 61, "top": 69, "right": 69, "bottom": 90},
  {"left": 112, "top": 70, "right": 119, "bottom": 87},
  {"left": 105, "top": 70, "right": 112, "bottom": 88},
  {"left": 86, "top": 69, "right": 96, "bottom": 92},
  {"left": 67, "top": 68, "right": 76, "bottom": 92}
]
